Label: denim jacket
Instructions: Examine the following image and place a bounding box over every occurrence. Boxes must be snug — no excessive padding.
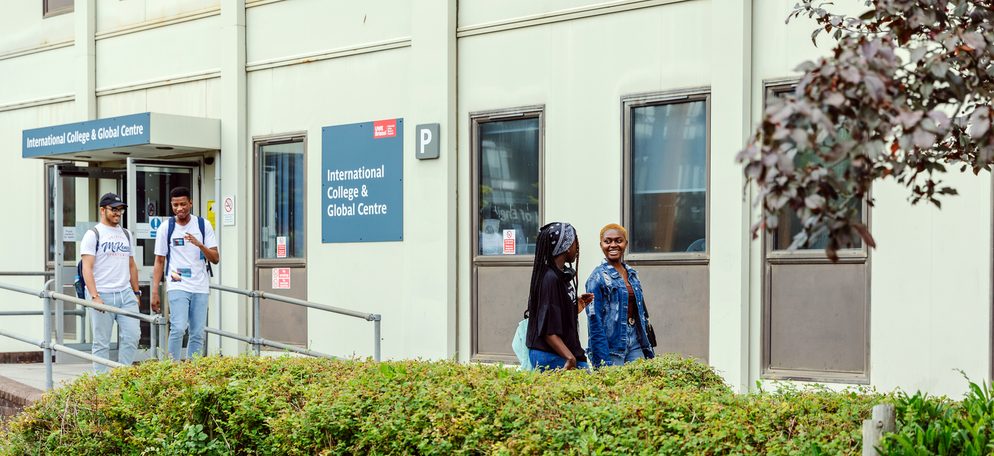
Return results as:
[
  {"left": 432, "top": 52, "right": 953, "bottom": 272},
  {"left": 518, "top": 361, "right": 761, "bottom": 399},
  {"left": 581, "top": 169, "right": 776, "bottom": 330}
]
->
[{"left": 585, "top": 259, "right": 656, "bottom": 367}]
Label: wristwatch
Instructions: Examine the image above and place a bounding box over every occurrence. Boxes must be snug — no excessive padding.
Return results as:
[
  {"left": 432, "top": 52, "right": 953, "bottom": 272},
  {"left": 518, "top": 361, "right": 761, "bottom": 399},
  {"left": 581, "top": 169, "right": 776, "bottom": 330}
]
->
[{"left": 133, "top": 289, "right": 142, "bottom": 296}]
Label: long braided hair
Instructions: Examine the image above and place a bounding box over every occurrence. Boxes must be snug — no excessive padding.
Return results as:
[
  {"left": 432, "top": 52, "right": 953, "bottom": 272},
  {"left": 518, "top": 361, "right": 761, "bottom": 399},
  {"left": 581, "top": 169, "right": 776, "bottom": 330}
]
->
[{"left": 525, "top": 223, "right": 579, "bottom": 319}]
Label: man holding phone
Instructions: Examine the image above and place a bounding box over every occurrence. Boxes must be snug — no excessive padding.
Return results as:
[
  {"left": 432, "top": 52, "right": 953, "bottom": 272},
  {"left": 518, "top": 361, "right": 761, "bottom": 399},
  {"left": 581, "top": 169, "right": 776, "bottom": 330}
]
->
[{"left": 151, "top": 187, "right": 219, "bottom": 360}]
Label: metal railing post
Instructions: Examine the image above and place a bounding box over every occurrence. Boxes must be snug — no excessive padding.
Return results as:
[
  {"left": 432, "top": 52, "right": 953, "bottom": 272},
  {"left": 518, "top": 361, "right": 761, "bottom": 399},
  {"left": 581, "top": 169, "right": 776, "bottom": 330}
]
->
[
  {"left": 252, "top": 292, "right": 261, "bottom": 356},
  {"left": 149, "top": 316, "right": 158, "bottom": 361},
  {"left": 373, "top": 315, "right": 381, "bottom": 362},
  {"left": 41, "top": 291, "right": 53, "bottom": 391}
]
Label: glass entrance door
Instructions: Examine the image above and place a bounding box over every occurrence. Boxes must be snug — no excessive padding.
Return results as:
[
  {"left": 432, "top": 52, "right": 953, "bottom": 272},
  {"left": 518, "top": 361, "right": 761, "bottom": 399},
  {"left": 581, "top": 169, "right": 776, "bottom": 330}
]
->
[{"left": 127, "top": 159, "right": 200, "bottom": 352}]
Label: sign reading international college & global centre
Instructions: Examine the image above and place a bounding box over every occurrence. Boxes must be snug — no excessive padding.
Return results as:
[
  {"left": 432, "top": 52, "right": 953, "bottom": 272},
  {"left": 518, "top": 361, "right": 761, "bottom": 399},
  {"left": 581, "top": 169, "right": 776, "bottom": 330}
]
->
[
  {"left": 322, "top": 119, "right": 403, "bottom": 243},
  {"left": 22, "top": 113, "right": 151, "bottom": 158}
]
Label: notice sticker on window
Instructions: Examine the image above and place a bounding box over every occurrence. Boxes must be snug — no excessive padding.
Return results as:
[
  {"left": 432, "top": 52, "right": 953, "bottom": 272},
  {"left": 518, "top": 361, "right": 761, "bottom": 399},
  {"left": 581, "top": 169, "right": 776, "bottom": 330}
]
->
[
  {"left": 503, "top": 229, "right": 516, "bottom": 255},
  {"left": 373, "top": 119, "right": 397, "bottom": 139},
  {"left": 276, "top": 236, "right": 287, "bottom": 258}
]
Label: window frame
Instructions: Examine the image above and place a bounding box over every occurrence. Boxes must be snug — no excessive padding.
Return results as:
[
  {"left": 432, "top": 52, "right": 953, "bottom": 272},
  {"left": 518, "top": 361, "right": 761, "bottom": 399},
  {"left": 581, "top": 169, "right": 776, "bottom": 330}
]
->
[
  {"left": 43, "top": 0, "right": 73, "bottom": 18},
  {"left": 253, "top": 133, "right": 308, "bottom": 267},
  {"left": 469, "top": 105, "right": 545, "bottom": 265},
  {"left": 622, "top": 88, "right": 711, "bottom": 264},
  {"left": 760, "top": 78, "right": 872, "bottom": 384},
  {"left": 764, "top": 79, "right": 871, "bottom": 264}
]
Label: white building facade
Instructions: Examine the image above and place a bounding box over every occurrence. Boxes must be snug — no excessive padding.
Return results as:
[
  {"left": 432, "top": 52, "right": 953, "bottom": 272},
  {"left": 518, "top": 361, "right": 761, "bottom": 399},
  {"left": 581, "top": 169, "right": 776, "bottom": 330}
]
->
[{"left": 0, "top": 0, "right": 990, "bottom": 397}]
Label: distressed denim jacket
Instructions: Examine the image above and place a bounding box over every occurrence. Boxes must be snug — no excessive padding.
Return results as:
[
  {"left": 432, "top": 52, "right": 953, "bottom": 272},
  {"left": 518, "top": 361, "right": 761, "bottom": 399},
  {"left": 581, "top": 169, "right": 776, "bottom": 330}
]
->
[{"left": 585, "top": 259, "right": 656, "bottom": 367}]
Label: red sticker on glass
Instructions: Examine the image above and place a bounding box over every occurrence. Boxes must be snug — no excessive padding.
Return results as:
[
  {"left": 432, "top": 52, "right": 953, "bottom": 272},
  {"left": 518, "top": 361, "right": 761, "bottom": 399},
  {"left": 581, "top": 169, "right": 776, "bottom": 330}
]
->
[{"left": 373, "top": 119, "right": 397, "bottom": 138}]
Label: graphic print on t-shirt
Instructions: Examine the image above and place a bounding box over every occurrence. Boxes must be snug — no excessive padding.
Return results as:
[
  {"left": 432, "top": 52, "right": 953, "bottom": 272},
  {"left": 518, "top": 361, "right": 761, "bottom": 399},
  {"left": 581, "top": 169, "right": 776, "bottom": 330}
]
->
[{"left": 80, "top": 224, "right": 135, "bottom": 293}]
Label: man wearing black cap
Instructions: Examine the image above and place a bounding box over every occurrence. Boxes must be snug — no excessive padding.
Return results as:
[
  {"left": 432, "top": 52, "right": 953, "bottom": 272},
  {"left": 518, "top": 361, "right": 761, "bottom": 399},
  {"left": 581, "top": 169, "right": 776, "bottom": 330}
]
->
[{"left": 79, "top": 192, "right": 141, "bottom": 373}]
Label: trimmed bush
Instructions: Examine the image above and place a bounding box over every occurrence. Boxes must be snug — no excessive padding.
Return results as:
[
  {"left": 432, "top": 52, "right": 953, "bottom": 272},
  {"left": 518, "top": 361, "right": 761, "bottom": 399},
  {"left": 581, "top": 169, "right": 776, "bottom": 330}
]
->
[{"left": 1, "top": 355, "right": 883, "bottom": 455}]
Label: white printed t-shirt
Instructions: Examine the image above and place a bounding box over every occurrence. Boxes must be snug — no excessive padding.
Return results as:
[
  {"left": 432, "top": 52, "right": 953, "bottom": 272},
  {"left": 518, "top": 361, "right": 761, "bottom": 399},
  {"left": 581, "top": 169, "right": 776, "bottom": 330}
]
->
[
  {"left": 153, "top": 216, "right": 217, "bottom": 294},
  {"left": 79, "top": 224, "right": 135, "bottom": 294}
]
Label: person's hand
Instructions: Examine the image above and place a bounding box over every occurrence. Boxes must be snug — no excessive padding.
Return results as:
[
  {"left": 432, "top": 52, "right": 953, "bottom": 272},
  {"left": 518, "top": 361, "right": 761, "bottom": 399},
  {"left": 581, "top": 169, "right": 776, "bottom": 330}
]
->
[
  {"left": 577, "top": 293, "right": 594, "bottom": 312},
  {"left": 565, "top": 356, "right": 577, "bottom": 370},
  {"left": 91, "top": 295, "right": 105, "bottom": 313},
  {"left": 150, "top": 291, "right": 160, "bottom": 313},
  {"left": 184, "top": 233, "right": 203, "bottom": 248}
]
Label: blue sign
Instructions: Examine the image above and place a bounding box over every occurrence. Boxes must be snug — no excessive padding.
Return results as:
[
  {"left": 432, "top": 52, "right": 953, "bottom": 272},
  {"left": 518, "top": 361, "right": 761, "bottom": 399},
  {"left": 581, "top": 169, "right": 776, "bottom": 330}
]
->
[
  {"left": 322, "top": 119, "right": 403, "bottom": 243},
  {"left": 149, "top": 217, "right": 163, "bottom": 239},
  {"left": 22, "top": 113, "right": 151, "bottom": 158}
]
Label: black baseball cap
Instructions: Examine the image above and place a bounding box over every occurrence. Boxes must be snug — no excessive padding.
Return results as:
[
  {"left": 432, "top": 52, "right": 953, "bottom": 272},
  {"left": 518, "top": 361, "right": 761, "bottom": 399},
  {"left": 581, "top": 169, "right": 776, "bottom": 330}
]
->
[{"left": 99, "top": 193, "right": 127, "bottom": 208}]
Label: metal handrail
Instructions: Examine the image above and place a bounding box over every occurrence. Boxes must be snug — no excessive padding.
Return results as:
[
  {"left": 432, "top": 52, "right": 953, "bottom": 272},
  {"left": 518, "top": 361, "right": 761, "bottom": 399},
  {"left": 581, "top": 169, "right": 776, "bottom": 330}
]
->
[
  {"left": 0, "top": 278, "right": 163, "bottom": 389},
  {"left": 0, "top": 271, "right": 54, "bottom": 277},
  {"left": 208, "top": 284, "right": 381, "bottom": 361}
]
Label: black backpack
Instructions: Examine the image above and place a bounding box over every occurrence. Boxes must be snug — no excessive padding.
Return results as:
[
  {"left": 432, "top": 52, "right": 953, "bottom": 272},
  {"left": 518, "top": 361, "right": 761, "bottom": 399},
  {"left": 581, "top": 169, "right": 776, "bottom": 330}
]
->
[{"left": 73, "top": 226, "right": 133, "bottom": 299}]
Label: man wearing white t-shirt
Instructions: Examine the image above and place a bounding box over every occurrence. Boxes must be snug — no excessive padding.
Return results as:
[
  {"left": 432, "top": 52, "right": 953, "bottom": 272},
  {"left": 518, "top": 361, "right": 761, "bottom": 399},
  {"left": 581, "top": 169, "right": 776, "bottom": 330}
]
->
[
  {"left": 151, "top": 186, "right": 219, "bottom": 360},
  {"left": 80, "top": 193, "right": 141, "bottom": 373}
]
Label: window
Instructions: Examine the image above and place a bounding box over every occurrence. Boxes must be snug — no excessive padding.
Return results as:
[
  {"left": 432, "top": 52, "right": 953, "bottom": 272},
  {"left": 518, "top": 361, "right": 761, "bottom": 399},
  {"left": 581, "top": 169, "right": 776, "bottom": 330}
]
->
[
  {"left": 767, "top": 85, "right": 863, "bottom": 251},
  {"left": 46, "top": 164, "right": 76, "bottom": 263},
  {"left": 257, "top": 140, "right": 305, "bottom": 260},
  {"left": 625, "top": 93, "right": 709, "bottom": 255},
  {"left": 761, "top": 80, "right": 870, "bottom": 383},
  {"left": 475, "top": 113, "right": 541, "bottom": 256},
  {"left": 43, "top": 0, "right": 73, "bottom": 17}
]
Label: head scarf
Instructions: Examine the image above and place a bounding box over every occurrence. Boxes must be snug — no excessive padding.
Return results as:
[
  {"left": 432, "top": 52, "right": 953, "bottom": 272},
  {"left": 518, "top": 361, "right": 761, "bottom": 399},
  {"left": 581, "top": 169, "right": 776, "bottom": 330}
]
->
[{"left": 544, "top": 222, "right": 577, "bottom": 257}]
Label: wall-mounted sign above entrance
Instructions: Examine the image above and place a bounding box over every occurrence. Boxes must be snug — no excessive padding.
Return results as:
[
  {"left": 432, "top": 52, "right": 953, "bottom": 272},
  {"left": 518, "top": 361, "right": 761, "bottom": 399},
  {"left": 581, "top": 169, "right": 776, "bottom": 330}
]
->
[
  {"left": 21, "top": 112, "right": 220, "bottom": 161},
  {"left": 321, "top": 118, "right": 404, "bottom": 243}
]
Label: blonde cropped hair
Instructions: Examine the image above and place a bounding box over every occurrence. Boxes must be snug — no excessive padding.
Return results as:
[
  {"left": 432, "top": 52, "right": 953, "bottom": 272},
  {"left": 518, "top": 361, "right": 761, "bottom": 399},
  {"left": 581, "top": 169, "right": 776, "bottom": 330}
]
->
[{"left": 599, "top": 223, "right": 628, "bottom": 241}]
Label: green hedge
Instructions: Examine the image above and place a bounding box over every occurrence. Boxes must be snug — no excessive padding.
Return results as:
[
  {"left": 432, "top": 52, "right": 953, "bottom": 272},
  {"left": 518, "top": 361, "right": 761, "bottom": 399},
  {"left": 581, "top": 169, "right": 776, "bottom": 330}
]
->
[{"left": 1, "top": 355, "right": 883, "bottom": 455}]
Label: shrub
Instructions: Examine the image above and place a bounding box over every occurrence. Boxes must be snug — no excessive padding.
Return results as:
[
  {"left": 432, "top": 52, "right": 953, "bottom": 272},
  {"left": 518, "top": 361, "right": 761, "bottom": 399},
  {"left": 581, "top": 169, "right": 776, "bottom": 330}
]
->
[
  {"left": 878, "top": 377, "right": 994, "bottom": 456},
  {"left": 1, "top": 354, "right": 883, "bottom": 455}
]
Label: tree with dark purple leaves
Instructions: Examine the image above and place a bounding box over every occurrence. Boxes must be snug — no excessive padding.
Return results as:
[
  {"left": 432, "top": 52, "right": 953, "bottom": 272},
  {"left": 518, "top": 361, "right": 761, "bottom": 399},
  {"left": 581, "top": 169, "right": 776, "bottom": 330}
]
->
[{"left": 738, "top": 0, "right": 994, "bottom": 261}]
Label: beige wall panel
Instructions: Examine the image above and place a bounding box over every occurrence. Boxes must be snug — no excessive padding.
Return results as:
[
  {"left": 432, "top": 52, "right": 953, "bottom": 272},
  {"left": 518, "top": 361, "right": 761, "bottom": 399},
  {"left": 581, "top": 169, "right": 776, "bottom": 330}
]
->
[
  {"left": 96, "top": 91, "right": 147, "bottom": 117},
  {"left": 246, "top": 0, "right": 412, "bottom": 64},
  {"left": 871, "top": 173, "right": 991, "bottom": 396},
  {"left": 96, "top": 17, "right": 220, "bottom": 91},
  {"left": 632, "top": 264, "right": 709, "bottom": 360},
  {"left": 0, "top": 47, "right": 75, "bottom": 106},
  {"left": 459, "top": 0, "right": 662, "bottom": 27},
  {"left": 0, "top": 3, "right": 74, "bottom": 55},
  {"left": 248, "top": 49, "right": 414, "bottom": 359},
  {"left": 0, "top": 102, "right": 76, "bottom": 352},
  {"left": 458, "top": 1, "right": 711, "bottom": 362},
  {"left": 96, "top": 0, "right": 219, "bottom": 33}
]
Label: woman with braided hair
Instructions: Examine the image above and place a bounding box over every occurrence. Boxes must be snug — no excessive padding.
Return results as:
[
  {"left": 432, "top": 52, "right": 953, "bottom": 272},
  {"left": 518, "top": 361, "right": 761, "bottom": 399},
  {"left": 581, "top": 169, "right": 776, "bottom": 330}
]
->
[{"left": 525, "top": 222, "right": 594, "bottom": 371}]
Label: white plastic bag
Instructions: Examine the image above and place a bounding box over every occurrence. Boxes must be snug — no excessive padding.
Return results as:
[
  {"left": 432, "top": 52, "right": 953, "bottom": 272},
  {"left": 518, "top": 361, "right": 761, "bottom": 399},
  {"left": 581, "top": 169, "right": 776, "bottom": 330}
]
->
[{"left": 511, "top": 318, "right": 532, "bottom": 370}]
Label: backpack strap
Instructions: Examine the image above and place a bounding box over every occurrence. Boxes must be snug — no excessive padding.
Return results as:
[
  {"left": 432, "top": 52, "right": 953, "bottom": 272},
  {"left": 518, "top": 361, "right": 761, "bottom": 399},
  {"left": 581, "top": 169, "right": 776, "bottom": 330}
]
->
[
  {"left": 165, "top": 217, "right": 176, "bottom": 276},
  {"left": 197, "top": 216, "right": 214, "bottom": 277}
]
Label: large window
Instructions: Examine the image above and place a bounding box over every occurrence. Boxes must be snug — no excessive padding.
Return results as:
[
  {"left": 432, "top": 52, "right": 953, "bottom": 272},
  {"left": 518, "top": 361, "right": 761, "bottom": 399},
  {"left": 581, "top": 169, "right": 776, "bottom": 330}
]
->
[
  {"left": 475, "top": 113, "right": 541, "bottom": 256},
  {"left": 257, "top": 140, "right": 305, "bottom": 260},
  {"left": 43, "top": 0, "right": 73, "bottom": 17},
  {"left": 625, "top": 93, "right": 709, "bottom": 255}
]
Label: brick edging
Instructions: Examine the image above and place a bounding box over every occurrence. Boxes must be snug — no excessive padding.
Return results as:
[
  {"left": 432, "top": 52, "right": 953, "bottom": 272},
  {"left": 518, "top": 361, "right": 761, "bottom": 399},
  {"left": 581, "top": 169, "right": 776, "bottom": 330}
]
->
[{"left": 0, "top": 375, "right": 43, "bottom": 407}]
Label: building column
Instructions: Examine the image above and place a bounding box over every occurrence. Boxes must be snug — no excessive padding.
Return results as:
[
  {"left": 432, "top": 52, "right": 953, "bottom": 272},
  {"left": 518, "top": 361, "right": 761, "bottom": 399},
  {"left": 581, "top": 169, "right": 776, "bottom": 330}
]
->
[
  {"left": 709, "top": 0, "right": 753, "bottom": 392},
  {"left": 219, "top": 0, "right": 249, "bottom": 355},
  {"left": 75, "top": 0, "right": 96, "bottom": 120},
  {"left": 402, "top": 0, "right": 458, "bottom": 359}
]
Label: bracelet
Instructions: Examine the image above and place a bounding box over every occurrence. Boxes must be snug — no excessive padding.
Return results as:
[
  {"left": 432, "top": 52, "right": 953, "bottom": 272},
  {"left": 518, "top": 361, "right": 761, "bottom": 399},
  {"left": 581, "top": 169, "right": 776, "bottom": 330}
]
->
[{"left": 133, "top": 290, "right": 142, "bottom": 296}]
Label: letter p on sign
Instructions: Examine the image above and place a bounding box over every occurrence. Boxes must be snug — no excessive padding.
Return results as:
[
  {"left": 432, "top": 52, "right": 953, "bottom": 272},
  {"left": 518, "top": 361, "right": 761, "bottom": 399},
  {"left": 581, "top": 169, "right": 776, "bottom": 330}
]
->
[{"left": 415, "top": 123, "right": 440, "bottom": 160}]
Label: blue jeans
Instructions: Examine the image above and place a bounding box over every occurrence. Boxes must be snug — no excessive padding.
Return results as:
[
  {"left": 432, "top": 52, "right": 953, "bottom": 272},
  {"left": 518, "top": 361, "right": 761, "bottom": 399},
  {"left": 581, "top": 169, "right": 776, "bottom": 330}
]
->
[
  {"left": 167, "top": 290, "right": 209, "bottom": 360},
  {"left": 608, "top": 324, "right": 645, "bottom": 367},
  {"left": 88, "top": 289, "right": 140, "bottom": 374},
  {"left": 529, "top": 349, "right": 590, "bottom": 372}
]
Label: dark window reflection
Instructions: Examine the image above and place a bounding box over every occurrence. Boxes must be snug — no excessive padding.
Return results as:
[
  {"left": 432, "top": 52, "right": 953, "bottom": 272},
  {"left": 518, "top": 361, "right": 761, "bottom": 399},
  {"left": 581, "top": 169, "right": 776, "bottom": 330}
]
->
[
  {"left": 47, "top": 166, "right": 76, "bottom": 262},
  {"left": 478, "top": 118, "right": 540, "bottom": 256},
  {"left": 630, "top": 101, "right": 707, "bottom": 254},
  {"left": 259, "top": 141, "right": 305, "bottom": 259}
]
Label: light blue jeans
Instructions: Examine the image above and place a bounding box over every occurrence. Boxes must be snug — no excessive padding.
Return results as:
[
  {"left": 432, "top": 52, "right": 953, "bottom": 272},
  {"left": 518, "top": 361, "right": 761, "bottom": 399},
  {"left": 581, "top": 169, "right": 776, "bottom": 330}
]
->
[
  {"left": 88, "top": 289, "right": 140, "bottom": 374},
  {"left": 529, "top": 349, "right": 591, "bottom": 372},
  {"left": 167, "top": 290, "right": 209, "bottom": 361},
  {"left": 608, "top": 324, "right": 645, "bottom": 367}
]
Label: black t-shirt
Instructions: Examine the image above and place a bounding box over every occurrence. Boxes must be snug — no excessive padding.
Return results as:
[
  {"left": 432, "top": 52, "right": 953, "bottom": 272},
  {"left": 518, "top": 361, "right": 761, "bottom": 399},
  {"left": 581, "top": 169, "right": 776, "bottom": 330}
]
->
[{"left": 525, "top": 267, "right": 587, "bottom": 362}]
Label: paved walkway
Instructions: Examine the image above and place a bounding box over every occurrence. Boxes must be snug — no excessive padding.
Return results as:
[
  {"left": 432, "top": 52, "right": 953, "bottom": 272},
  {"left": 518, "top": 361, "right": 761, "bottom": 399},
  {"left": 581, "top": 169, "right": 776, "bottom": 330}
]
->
[{"left": 0, "top": 363, "right": 91, "bottom": 392}]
